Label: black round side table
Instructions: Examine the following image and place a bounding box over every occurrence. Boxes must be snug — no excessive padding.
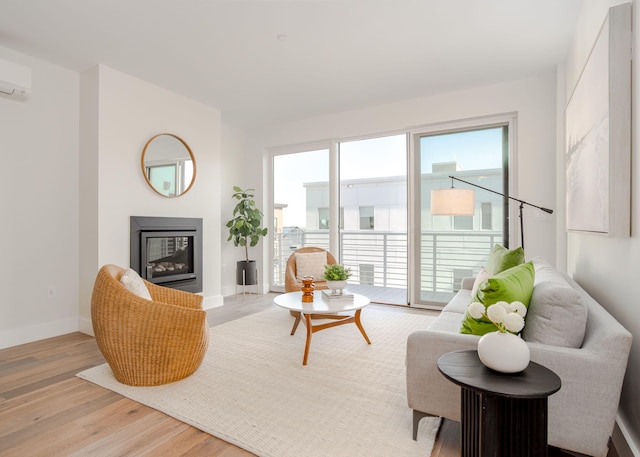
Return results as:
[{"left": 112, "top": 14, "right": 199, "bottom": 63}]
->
[{"left": 437, "top": 350, "right": 561, "bottom": 457}]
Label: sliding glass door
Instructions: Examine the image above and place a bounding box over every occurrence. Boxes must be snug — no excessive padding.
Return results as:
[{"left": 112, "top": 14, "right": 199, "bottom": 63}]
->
[
  {"left": 270, "top": 135, "right": 408, "bottom": 304},
  {"left": 270, "top": 116, "right": 513, "bottom": 306},
  {"left": 413, "top": 121, "right": 511, "bottom": 308},
  {"left": 339, "top": 134, "right": 408, "bottom": 305}
]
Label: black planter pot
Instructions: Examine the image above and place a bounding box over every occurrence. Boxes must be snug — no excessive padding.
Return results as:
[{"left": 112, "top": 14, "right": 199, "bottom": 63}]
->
[{"left": 236, "top": 260, "right": 258, "bottom": 286}]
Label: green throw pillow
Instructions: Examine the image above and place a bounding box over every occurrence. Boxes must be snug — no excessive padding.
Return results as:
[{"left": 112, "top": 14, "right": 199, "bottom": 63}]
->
[
  {"left": 460, "top": 261, "right": 535, "bottom": 336},
  {"left": 485, "top": 244, "right": 525, "bottom": 275}
]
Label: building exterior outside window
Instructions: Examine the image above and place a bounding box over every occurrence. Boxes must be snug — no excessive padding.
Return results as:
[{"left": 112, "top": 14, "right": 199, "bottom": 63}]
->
[
  {"left": 359, "top": 206, "right": 374, "bottom": 230},
  {"left": 453, "top": 215, "right": 473, "bottom": 230},
  {"left": 318, "top": 207, "right": 329, "bottom": 230},
  {"left": 481, "top": 202, "right": 492, "bottom": 230}
]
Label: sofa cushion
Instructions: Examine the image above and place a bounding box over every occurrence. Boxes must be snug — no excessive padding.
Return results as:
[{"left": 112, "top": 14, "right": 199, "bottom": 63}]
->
[
  {"left": 522, "top": 260, "right": 587, "bottom": 348},
  {"left": 486, "top": 244, "right": 525, "bottom": 275},
  {"left": 442, "top": 289, "right": 473, "bottom": 314},
  {"left": 294, "top": 251, "right": 327, "bottom": 280},
  {"left": 428, "top": 311, "right": 469, "bottom": 333},
  {"left": 460, "top": 261, "right": 535, "bottom": 335}
]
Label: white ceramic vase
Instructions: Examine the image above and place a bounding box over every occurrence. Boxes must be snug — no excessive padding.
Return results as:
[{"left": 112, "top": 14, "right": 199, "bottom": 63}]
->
[
  {"left": 325, "top": 280, "right": 347, "bottom": 294},
  {"left": 477, "top": 331, "right": 530, "bottom": 373}
]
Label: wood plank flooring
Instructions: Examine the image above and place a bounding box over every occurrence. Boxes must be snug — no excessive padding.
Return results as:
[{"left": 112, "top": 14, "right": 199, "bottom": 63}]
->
[{"left": 0, "top": 294, "right": 618, "bottom": 457}]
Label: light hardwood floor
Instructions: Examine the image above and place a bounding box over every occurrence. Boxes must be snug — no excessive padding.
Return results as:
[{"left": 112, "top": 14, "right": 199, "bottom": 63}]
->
[{"left": 0, "top": 294, "right": 617, "bottom": 457}]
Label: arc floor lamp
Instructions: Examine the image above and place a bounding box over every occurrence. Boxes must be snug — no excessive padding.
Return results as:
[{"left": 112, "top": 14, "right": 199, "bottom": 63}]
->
[{"left": 431, "top": 175, "right": 553, "bottom": 250}]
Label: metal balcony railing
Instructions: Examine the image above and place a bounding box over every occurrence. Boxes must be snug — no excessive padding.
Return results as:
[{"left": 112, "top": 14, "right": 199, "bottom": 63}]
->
[
  {"left": 420, "top": 232, "right": 502, "bottom": 293},
  {"left": 273, "top": 230, "right": 501, "bottom": 300}
]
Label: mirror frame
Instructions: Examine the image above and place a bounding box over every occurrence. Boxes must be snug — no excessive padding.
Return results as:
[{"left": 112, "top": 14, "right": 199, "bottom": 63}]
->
[{"left": 141, "top": 133, "right": 197, "bottom": 198}]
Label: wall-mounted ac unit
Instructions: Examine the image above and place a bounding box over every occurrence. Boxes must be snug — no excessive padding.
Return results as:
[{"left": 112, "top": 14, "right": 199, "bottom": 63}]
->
[{"left": 0, "top": 57, "right": 31, "bottom": 101}]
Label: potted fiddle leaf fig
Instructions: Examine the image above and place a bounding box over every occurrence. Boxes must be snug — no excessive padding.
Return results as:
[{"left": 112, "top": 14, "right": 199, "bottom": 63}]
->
[{"left": 226, "top": 186, "right": 268, "bottom": 286}]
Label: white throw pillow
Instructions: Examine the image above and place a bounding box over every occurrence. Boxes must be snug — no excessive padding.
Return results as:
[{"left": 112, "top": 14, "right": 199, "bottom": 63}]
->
[
  {"left": 294, "top": 251, "right": 327, "bottom": 281},
  {"left": 522, "top": 261, "right": 587, "bottom": 348},
  {"left": 120, "top": 268, "right": 152, "bottom": 300},
  {"left": 471, "top": 267, "right": 492, "bottom": 298}
]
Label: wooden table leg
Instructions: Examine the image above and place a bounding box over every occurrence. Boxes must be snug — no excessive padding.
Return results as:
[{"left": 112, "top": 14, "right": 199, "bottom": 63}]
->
[
  {"left": 354, "top": 309, "right": 371, "bottom": 344},
  {"left": 290, "top": 311, "right": 301, "bottom": 335},
  {"left": 296, "top": 309, "right": 371, "bottom": 365},
  {"left": 302, "top": 313, "right": 312, "bottom": 365}
]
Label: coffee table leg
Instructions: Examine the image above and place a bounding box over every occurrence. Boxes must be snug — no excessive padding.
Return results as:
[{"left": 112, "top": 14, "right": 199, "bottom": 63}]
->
[
  {"left": 354, "top": 309, "right": 371, "bottom": 344},
  {"left": 290, "top": 311, "right": 301, "bottom": 335},
  {"left": 302, "top": 313, "right": 313, "bottom": 365}
]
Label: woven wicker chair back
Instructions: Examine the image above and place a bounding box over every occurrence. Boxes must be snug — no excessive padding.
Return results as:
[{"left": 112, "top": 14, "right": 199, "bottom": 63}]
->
[{"left": 284, "top": 247, "right": 337, "bottom": 293}]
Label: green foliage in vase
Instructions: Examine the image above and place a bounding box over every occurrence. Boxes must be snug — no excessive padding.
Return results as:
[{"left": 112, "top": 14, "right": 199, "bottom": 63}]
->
[
  {"left": 226, "top": 186, "right": 268, "bottom": 261},
  {"left": 323, "top": 264, "right": 352, "bottom": 281}
]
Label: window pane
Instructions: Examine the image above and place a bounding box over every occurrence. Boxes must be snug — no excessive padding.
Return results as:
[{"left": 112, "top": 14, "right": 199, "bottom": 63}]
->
[
  {"left": 318, "top": 207, "right": 329, "bottom": 230},
  {"left": 148, "top": 164, "right": 176, "bottom": 196},
  {"left": 481, "top": 202, "right": 492, "bottom": 230},
  {"left": 418, "top": 125, "right": 508, "bottom": 306},
  {"left": 272, "top": 149, "right": 330, "bottom": 287},
  {"left": 359, "top": 206, "right": 374, "bottom": 229},
  {"left": 453, "top": 215, "right": 473, "bottom": 230},
  {"left": 339, "top": 134, "right": 407, "bottom": 304}
]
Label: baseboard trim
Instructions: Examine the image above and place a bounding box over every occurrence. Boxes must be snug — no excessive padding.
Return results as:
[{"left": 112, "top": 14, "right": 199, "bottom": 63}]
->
[
  {"left": 78, "top": 317, "right": 94, "bottom": 336},
  {"left": 0, "top": 317, "right": 79, "bottom": 349},
  {"left": 614, "top": 413, "right": 640, "bottom": 457},
  {"left": 203, "top": 294, "right": 224, "bottom": 310}
]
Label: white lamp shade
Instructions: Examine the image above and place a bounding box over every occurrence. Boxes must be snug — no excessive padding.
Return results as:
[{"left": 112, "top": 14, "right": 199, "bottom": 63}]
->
[{"left": 431, "top": 188, "right": 475, "bottom": 215}]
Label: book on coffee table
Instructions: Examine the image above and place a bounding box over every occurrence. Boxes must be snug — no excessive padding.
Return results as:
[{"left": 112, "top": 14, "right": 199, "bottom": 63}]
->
[
  {"left": 321, "top": 289, "right": 354, "bottom": 300},
  {"left": 321, "top": 294, "right": 354, "bottom": 305}
]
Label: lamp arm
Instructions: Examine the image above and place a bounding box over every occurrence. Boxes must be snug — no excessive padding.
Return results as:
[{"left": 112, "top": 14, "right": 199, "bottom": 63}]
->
[{"left": 449, "top": 176, "right": 553, "bottom": 214}]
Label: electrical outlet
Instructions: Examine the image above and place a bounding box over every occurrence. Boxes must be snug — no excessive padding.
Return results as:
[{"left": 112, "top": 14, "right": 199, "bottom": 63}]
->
[{"left": 47, "top": 286, "right": 57, "bottom": 299}]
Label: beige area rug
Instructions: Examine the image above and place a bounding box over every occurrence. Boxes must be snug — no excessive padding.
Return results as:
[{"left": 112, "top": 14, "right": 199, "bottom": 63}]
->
[{"left": 77, "top": 306, "right": 441, "bottom": 457}]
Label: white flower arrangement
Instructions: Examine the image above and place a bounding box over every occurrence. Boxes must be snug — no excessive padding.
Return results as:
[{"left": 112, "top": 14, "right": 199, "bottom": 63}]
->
[{"left": 468, "top": 300, "right": 527, "bottom": 334}]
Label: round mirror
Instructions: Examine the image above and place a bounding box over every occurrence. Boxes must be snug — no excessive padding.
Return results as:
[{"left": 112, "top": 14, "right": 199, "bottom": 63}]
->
[{"left": 141, "top": 133, "right": 196, "bottom": 197}]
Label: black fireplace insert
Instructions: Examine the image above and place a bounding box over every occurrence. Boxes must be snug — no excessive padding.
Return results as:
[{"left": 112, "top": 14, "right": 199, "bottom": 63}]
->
[{"left": 130, "top": 216, "right": 203, "bottom": 293}]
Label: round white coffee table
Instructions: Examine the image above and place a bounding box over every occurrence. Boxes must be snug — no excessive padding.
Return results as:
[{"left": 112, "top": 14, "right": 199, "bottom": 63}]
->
[{"left": 273, "top": 290, "right": 371, "bottom": 365}]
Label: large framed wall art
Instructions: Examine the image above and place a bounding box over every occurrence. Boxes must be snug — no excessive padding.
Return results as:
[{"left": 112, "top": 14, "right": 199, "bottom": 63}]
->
[{"left": 565, "top": 2, "right": 631, "bottom": 237}]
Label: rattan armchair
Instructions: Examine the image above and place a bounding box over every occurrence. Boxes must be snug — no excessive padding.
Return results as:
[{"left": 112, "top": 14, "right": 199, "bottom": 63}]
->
[
  {"left": 284, "top": 247, "right": 337, "bottom": 292},
  {"left": 91, "top": 264, "right": 209, "bottom": 386}
]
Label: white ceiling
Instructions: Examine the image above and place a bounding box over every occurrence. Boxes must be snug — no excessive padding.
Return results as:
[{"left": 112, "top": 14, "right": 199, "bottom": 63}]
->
[{"left": 0, "top": 0, "right": 583, "bottom": 128}]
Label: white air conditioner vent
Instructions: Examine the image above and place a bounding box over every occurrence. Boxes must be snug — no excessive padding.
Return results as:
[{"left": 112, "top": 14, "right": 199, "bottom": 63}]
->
[{"left": 0, "top": 57, "right": 31, "bottom": 101}]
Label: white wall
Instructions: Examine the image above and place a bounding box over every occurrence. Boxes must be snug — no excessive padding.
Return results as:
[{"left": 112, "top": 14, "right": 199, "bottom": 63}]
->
[
  {"left": 220, "top": 122, "right": 248, "bottom": 296},
  {"left": 244, "top": 72, "right": 559, "bottom": 285},
  {"left": 0, "top": 46, "right": 80, "bottom": 349},
  {"left": 564, "top": 1, "right": 640, "bottom": 455},
  {"left": 0, "top": 52, "right": 226, "bottom": 349},
  {"left": 78, "top": 65, "right": 223, "bottom": 329}
]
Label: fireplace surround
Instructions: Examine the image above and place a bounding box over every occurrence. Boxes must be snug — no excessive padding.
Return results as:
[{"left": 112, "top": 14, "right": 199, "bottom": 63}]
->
[{"left": 130, "top": 216, "right": 203, "bottom": 293}]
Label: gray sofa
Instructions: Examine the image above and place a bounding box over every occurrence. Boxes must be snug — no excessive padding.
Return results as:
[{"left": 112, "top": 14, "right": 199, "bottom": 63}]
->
[{"left": 406, "top": 258, "right": 632, "bottom": 457}]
